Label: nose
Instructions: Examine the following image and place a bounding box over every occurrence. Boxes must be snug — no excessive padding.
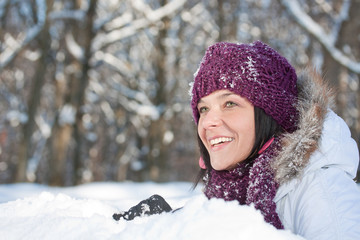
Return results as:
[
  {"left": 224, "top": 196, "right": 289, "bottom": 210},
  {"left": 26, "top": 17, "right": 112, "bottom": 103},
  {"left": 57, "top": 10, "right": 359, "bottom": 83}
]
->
[{"left": 200, "top": 109, "right": 222, "bottom": 129}]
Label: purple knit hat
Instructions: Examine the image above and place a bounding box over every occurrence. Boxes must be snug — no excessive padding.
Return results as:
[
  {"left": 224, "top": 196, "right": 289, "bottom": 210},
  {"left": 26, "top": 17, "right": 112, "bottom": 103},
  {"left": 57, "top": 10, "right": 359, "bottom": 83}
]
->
[{"left": 190, "top": 41, "right": 298, "bottom": 132}]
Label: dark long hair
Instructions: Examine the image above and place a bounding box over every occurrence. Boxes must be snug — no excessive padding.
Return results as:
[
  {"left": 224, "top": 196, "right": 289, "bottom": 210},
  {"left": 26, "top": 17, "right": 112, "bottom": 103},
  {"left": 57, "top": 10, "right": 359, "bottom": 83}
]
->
[{"left": 193, "top": 106, "right": 284, "bottom": 187}]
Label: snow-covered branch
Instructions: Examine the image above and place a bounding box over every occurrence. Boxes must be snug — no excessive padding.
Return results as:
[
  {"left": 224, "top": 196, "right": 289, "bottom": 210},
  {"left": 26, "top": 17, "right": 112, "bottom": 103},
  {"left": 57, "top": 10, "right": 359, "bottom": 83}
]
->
[
  {"left": 93, "top": 51, "right": 133, "bottom": 78},
  {"left": 330, "top": 0, "right": 351, "bottom": 44},
  {"left": 101, "top": 12, "right": 133, "bottom": 32},
  {"left": 110, "top": 77, "right": 154, "bottom": 107},
  {"left": 281, "top": 0, "right": 360, "bottom": 74},
  {"left": 92, "top": 0, "right": 186, "bottom": 51},
  {"left": 131, "top": 0, "right": 186, "bottom": 22},
  {"left": 65, "top": 33, "right": 85, "bottom": 62},
  {"left": 0, "top": 0, "right": 47, "bottom": 71},
  {"left": 49, "top": 9, "right": 86, "bottom": 22},
  {"left": 106, "top": 74, "right": 161, "bottom": 121},
  {"left": 0, "top": 0, "right": 7, "bottom": 19}
]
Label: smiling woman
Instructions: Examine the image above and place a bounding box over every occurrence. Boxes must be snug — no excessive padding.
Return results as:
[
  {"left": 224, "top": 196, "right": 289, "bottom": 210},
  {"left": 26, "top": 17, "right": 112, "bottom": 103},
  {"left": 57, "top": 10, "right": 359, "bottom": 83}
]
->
[
  {"left": 197, "top": 90, "right": 255, "bottom": 171},
  {"left": 189, "top": 41, "right": 360, "bottom": 239},
  {"left": 112, "top": 40, "right": 360, "bottom": 240}
]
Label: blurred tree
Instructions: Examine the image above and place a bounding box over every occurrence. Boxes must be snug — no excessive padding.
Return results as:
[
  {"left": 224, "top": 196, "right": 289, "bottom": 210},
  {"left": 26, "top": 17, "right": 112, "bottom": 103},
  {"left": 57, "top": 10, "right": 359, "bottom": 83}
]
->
[
  {"left": 280, "top": 0, "right": 360, "bottom": 179},
  {"left": 11, "top": 0, "right": 52, "bottom": 182},
  {"left": 0, "top": 0, "right": 358, "bottom": 185}
]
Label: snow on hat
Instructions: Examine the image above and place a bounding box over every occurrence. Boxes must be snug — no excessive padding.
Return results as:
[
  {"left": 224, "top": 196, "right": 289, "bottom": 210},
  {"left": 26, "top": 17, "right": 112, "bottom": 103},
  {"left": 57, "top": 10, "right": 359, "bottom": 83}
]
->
[{"left": 190, "top": 41, "right": 298, "bottom": 132}]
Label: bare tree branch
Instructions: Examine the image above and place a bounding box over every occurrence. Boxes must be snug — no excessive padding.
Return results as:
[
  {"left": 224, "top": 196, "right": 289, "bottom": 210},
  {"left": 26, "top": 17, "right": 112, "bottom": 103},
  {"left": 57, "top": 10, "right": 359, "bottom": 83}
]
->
[
  {"left": 65, "top": 33, "right": 84, "bottom": 62},
  {"left": 93, "top": 51, "right": 133, "bottom": 77},
  {"left": 281, "top": 0, "right": 360, "bottom": 74},
  {"left": 102, "top": 12, "right": 133, "bottom": 32},
  {"left": 49, "top": 9, "right": 85, "bottom": 21},
  {"left": 330, "top": 0, "right": 351, "bottom": 44},
  {"left": 92, "top": 0, "right": 186, "bottom": 51},
  {"left": 0, "top": 0, "right": 46, "bottom": 71}
]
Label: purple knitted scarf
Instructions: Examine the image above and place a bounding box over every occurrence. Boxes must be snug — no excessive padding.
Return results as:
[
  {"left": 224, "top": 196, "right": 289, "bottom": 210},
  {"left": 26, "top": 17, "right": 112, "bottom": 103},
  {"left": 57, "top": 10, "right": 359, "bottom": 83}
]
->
[{"left": 204, "top": 138, "right": 283, "bottom": 229}]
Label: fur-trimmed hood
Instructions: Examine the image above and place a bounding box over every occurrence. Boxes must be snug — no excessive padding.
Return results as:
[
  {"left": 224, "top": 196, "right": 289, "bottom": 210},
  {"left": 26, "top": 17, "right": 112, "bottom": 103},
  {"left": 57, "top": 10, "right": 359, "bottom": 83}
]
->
[{"left": 272, "top": 68, "right": 358, "bottom": 189}]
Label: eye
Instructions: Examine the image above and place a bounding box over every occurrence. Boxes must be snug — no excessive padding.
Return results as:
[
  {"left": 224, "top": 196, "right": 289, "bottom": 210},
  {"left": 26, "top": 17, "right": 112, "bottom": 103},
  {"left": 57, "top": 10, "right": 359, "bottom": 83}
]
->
[
  {"left": 225, "top": 101, "right": 237, "bottom": 108},
  {"left": 198, "top": 106, "right": 209, "bottom": 114}
]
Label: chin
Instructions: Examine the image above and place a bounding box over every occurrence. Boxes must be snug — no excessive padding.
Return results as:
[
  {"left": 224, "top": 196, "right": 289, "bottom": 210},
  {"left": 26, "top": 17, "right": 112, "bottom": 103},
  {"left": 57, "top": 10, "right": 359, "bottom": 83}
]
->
[
  {"left": 212, "top": 161, "right": 238, "bottom": 171},
  {"left": 211, "top": 162, "right": 228, "bottom": 171}
]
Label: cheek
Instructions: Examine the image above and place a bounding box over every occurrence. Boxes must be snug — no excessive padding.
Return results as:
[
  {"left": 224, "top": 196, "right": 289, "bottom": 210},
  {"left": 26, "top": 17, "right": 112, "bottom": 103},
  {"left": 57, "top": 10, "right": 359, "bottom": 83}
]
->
[
  {"left": 246, "top": 126, "right": 256, "bottom": 150},
  {"left": 243, "top": 118, "right": 256, "bottom": 150},
  {"left": 197, "top": 123, "right": 206, "bottom": 144},
  {"left": 198, "top": 122, "right": 211, "bottom": 152},
  {"left": 232, "top": 113, "right": 255, "bottom": 144},
  {"left": 242, "top": 116, "right": 255, "bottom": 135}
]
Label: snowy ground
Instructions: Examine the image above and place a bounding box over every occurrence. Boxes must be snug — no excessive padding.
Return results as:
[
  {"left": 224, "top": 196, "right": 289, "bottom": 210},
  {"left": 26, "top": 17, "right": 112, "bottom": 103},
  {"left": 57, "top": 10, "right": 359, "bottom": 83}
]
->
[{"left": 0, "top": 181, "right": 305, "bottom": 240}]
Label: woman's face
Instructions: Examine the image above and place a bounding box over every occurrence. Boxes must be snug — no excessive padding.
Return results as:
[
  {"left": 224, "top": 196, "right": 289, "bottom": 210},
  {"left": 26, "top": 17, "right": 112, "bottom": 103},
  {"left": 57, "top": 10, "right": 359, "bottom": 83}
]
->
[{"left": 197, "top": 90, "right": 255, "bottom": 171}]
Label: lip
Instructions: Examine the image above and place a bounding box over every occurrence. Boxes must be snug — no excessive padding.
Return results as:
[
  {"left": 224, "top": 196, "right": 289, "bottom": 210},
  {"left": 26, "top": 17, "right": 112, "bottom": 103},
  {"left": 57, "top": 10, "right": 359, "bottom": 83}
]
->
[
  {"left": 208, "top": 135, "right": 233, "bottom": 141},
  {"left": 207, "top": 136, "right": 234, "bottom": 151},
  {"left": 210, "top": 141, "right": 232, "bottom": 152}
]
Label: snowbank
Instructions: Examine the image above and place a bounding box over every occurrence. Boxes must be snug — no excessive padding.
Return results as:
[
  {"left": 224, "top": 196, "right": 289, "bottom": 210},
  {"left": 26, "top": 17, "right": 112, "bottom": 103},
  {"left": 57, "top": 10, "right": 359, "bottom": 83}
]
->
[{"left": 0, "top": 182, "right": 304, "bottom": 240}]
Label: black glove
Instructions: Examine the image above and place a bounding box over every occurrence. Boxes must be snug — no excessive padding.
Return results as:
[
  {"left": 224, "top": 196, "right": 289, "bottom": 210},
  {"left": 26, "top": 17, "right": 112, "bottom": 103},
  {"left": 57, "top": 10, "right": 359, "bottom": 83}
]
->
[{"left": 113, "top": 194, "right": 173, "bottom": 221}]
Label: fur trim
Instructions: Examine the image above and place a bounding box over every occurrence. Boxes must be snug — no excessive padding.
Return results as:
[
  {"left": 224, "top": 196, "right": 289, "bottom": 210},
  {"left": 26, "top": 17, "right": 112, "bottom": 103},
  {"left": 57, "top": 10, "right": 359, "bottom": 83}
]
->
[{"left": 272, "top": 68, "right": 335, "bottom": 185}]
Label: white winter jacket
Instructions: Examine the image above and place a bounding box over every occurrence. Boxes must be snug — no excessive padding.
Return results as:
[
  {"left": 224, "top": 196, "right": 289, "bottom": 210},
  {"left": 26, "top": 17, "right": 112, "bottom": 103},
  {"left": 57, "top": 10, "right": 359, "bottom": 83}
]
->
[{"left": 273, "top": 70, "right": 360, "bottom": 240}]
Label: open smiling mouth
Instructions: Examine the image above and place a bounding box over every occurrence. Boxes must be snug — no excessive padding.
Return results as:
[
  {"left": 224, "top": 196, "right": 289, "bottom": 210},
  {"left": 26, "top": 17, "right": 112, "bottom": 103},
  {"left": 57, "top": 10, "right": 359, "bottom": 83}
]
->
[{"left": 210, "top": 137, "right": 234, "bottom": 147}]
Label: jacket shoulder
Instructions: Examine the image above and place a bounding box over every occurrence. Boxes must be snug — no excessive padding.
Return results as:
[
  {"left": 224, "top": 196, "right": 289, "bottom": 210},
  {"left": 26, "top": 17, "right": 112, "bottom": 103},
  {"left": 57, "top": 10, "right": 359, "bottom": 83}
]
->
[{"left": 276, "top": 167, "right": 360, "bottom": 239}]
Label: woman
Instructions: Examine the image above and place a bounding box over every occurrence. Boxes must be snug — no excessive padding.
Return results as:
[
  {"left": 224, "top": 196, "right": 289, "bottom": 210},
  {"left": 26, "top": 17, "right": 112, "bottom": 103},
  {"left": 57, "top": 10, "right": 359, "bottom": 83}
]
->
[
  {"left": 191, "top": 41, "right": 360, "bottom": 239},
  {"left": 113, "top": 41, "right": 360, "bottom": 239}
]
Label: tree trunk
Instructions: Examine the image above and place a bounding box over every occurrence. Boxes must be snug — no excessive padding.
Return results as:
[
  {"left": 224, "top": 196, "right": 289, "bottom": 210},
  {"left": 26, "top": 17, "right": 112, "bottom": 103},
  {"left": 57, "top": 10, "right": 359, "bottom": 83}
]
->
[
  {"left": 15, "top": 1, "right": 53, "bottom": 182},
  {"left": 71, "top": 0, "right": 98, "bottom": 185},
  {"left": 336, "top": 0, "right": 360, "bottom": 181},
  {"left": 147, "top": 0, "right": 170, "bottom": 182},
  {"left": 322, "top": 0, "right": 360, "bottom": 181}
]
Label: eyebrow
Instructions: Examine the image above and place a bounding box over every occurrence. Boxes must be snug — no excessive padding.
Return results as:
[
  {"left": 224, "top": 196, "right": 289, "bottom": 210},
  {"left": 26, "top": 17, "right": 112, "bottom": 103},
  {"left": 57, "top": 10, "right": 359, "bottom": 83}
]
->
[
  {"left": 197, "top": 92, "right": 238, "bottom": 104},
  {"left": 218, "top": 92, "right": 237, "bottom": 99}
]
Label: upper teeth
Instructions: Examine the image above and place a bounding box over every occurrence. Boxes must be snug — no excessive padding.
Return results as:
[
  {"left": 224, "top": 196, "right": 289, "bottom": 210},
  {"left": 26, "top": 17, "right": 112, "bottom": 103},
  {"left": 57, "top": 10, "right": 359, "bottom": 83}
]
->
[{"left": 210, "top": 137, "right": 233, "bottom": 146}]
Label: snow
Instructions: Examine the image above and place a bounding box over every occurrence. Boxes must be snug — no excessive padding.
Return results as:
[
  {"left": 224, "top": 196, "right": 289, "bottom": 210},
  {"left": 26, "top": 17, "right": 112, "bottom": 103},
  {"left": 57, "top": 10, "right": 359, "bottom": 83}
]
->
[
  {"left": 0, "top": 182, "right": 304, "bottom": 240},
  {"left": 59, "top": 104, "right": 76, "bottom": 125}
]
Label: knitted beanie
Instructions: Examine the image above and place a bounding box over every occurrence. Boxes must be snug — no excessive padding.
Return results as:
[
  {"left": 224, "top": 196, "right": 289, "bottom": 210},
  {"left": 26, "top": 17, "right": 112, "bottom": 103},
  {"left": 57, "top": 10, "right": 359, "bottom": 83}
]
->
[{"left": 190, "top": 41, "right": 298, "bottom": 132}]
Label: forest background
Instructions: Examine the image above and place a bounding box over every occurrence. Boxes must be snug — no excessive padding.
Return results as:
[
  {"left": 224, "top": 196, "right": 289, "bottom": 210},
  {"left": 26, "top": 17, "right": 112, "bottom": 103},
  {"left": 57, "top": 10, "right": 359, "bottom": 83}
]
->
[{"left": 0, "top": 0, "right": 359, "bottom": 186}]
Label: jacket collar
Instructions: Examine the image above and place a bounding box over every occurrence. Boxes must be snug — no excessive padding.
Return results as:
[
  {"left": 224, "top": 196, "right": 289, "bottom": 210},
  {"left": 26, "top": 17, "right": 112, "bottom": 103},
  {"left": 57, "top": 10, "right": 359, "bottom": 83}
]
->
[{"left": 272, "top": 68, "right": 334, "bottom": 186}]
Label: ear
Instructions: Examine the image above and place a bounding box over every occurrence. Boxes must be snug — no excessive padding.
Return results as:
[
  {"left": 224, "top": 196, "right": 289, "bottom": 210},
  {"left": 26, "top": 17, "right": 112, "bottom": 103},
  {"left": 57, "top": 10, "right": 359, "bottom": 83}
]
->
[{"left": 199, "top": 157, "right": 206, "bottom": 169}]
